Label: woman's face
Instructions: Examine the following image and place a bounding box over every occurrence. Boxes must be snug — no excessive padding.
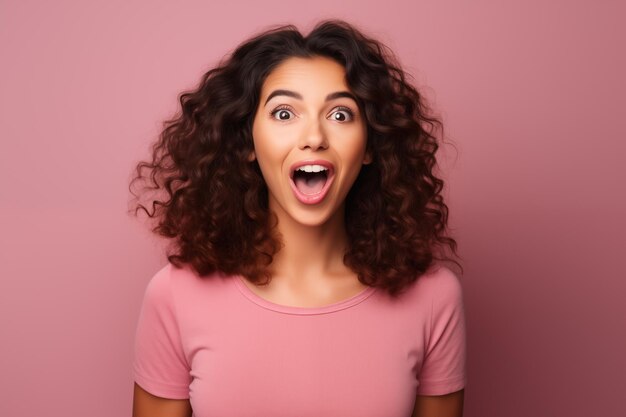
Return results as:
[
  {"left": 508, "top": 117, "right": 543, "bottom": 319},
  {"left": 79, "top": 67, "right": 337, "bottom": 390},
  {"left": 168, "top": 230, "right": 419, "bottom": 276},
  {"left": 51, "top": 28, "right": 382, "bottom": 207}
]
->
[{"left": 251, "top": 55, "right": 371, "bottom": 227}]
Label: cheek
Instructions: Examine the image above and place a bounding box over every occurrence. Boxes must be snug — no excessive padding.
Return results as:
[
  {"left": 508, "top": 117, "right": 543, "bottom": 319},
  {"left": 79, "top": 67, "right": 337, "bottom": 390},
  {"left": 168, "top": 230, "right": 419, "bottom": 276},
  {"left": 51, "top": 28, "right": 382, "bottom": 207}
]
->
[
  {"left": 253, "top": 124, "right": 294, "bottom": 159},
  {"left": 252, "top": 123, "right": 275, "bottom": 162},
  {"left": 337, "top": 131, "right": 368, "bottom": 160},
  {"left": 252, "top": 137, "right": 290, "bottom": 183}
]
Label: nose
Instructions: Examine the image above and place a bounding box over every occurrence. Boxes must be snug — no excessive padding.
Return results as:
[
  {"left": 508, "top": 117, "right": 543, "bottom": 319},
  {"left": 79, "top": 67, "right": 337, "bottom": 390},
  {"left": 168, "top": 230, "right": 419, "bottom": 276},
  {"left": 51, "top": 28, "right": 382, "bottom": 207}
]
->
[{"left": 298, "top": 118, "right": 328, "bottom": 151}]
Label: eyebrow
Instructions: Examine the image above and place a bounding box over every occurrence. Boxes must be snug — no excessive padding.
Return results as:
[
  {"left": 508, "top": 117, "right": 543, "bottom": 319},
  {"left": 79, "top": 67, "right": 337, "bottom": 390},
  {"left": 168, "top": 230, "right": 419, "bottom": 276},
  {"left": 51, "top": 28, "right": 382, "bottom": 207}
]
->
[{"left": 264, "top": 89, "right": 358, "bottom": 106}]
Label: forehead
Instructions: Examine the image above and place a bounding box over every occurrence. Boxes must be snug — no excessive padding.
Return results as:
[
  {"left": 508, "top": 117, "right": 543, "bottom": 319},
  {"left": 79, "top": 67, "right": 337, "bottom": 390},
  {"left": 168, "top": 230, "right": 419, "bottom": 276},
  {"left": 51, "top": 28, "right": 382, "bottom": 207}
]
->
[{"left": 260, "top": 56, "right": 349, "bottom": 93}]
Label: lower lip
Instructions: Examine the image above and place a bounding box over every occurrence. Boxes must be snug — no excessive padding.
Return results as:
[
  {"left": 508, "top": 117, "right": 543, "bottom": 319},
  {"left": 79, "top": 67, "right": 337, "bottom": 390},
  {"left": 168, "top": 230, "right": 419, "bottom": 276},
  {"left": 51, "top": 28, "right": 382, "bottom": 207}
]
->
[{"left": 289, "top": 171, "right": 335, "bottom": 205}]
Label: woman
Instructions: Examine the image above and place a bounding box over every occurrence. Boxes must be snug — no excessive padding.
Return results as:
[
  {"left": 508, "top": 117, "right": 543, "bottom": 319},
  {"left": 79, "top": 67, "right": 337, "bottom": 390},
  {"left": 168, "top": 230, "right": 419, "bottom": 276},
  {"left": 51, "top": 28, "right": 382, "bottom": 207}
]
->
[{"left": 130, "top": 19, "right": 466, "bottom": 417}]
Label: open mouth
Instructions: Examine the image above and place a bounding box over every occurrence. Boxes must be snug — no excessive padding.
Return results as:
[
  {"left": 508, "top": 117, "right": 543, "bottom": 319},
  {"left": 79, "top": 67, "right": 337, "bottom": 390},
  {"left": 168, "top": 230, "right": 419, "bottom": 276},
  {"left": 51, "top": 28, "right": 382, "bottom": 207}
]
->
[{"left": 292, "top": 169, "right": 329, "bottom": 195}]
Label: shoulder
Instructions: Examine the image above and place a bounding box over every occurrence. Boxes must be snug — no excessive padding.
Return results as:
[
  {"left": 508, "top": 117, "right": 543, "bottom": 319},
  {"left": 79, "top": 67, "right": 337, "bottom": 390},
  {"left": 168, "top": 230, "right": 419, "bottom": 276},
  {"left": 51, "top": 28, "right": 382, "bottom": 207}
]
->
[
  {"left": 409, "top": 265, "right": 464, "bottom": 315},
  {"left": 400, "top": 264, "right": 463, "bottom": 303},
  {"left": 379, "top": 265, "right": 463, "bottom": 315},
  {"left": 418, "top": 266, "right": 466, "bottom": 341},
  {"left": 142, "top": 263, "right": 174, "bottom": 303},
  {"left": 414, "top": 265, "right": 463, "bottom": 297},
  {"left": 138, "top": 264, "right": 183, "bottom": 322},
  {"left": 146, "top": 262, "right": 226, "bottom": 290},
  {"left": 143, "top": 262, "right": 233, "bottom": 310}
]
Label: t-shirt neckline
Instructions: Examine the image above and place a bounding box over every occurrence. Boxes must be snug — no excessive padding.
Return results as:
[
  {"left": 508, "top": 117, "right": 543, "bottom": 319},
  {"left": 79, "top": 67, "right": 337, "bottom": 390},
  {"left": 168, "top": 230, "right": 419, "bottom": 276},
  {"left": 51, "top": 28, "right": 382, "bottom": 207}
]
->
[{"left": 232, "top": 274, "right": 377, "bottom": 315}]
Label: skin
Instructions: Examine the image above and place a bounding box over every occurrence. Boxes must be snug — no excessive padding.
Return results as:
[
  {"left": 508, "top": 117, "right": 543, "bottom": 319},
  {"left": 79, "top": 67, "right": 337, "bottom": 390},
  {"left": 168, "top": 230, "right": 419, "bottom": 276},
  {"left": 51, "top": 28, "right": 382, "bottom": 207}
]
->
[
  {"left": 132, "top": 381, "right": 463, "bottom": 417},
  {"left": 132, "top": 55, "right": 464, "bottom": 417},
  {"left": 246, "top": 55, "right": 373, "bottom": 304},
  {"left": 412, "top": 389, "right": 465, "bottom": 417},
  {"left": 132, "top": 383, "right": 192, "bottom": 417}
]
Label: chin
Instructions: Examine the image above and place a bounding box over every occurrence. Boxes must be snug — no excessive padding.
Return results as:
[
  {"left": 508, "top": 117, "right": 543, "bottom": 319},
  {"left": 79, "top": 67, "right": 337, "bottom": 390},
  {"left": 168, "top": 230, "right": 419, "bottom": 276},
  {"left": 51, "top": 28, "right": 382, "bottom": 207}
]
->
[
  {"left": 268, "top": 194, "right": 341, "bottom": 228},
  {"left": 291, "top": 211, "right": 333, "bottom": 227}
]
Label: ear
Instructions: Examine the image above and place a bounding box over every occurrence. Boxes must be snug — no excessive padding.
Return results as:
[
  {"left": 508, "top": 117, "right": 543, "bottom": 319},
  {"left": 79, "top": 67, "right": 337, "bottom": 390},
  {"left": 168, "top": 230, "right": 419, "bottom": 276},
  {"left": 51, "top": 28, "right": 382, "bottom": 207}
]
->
[
  {"left": 363, "top": 149, "right": 373, "bottom": 165},
  {"left": 247, "top": 150, "right": 256, "bottom": 162}
]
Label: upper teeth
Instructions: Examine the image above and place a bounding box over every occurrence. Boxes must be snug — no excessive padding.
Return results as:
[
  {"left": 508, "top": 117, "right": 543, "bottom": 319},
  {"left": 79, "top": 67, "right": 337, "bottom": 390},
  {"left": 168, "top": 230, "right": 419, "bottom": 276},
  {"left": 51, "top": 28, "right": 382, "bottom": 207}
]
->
[{"left": 295, "top": 164, "right": 328, "bottom": 173}]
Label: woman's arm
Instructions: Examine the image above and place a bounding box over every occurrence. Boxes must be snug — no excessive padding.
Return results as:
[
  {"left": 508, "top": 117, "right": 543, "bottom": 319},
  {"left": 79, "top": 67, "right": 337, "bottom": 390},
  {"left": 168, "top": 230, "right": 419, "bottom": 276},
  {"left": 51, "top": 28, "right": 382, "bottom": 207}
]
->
[
  {"left": 412, "top": 389, "right": 464, "bottom": 417},
  {"left": 132, "top": 383, "right": 192, "bottom": 417}
]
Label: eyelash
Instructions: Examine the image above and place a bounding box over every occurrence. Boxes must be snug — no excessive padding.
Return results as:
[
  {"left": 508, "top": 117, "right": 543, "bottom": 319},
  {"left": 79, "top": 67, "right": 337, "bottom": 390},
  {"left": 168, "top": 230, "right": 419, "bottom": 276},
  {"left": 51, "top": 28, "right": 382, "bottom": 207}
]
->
[{"left": 269, "top": 105, "right": 355, "bottom": 122}]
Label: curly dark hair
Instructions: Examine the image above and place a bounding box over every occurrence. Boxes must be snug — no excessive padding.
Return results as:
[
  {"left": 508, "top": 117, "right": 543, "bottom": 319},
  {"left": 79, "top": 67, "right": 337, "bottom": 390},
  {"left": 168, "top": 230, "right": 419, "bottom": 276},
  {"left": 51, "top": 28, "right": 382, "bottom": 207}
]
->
[{"left": 128, "top": 19, "right": 462, "bottom": 298}]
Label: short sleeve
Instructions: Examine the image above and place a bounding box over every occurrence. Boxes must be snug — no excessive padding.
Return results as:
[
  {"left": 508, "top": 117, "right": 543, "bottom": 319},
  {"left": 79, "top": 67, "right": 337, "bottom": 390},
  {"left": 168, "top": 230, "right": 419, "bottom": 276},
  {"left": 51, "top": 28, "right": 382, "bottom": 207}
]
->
[
  {"left": 416, "top": 268, "right": 467, "bottom": 395},
  {"left": 132, "top": 264, "right": 191, "bottom": 399}
]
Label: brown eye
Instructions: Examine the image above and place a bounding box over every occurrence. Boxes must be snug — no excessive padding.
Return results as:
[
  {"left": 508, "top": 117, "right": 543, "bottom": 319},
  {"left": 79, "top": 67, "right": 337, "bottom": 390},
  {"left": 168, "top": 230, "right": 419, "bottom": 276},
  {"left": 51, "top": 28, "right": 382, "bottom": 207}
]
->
[
  {"left": 329, "top": 106, "right": 354, "bottom": 122},
  {"left": 271, "top": 106, "right": 295, "bottom": 121}
]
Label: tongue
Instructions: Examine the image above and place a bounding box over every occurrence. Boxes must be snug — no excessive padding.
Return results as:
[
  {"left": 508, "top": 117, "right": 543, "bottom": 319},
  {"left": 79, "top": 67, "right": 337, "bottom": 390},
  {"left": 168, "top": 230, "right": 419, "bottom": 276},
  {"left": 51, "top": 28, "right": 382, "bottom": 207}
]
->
[{"left": 294, "top": 174, "right": 326, "bottom": 195}]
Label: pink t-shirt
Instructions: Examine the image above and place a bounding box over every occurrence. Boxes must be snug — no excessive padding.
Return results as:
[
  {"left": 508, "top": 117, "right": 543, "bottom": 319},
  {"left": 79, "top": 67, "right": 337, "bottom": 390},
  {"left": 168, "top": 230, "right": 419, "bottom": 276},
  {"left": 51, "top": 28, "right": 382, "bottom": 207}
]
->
[{"left": 132, "top": 262, "right": 466, "bottom": 417}]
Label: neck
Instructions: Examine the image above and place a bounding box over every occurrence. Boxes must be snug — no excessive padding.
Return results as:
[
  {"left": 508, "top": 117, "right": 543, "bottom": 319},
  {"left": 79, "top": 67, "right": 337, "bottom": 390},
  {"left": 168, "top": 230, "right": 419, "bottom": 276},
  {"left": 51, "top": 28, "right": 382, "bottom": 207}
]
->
[{"left": 267, "top": 199, "right": 350, "bottom": 287}]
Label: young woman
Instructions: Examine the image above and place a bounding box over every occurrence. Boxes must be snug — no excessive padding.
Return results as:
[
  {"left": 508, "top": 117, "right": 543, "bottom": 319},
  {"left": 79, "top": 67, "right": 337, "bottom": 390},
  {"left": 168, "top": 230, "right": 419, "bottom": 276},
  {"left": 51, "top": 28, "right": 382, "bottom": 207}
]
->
[{"left": 130, "top": 19, "right": 466, "bottom": 417}]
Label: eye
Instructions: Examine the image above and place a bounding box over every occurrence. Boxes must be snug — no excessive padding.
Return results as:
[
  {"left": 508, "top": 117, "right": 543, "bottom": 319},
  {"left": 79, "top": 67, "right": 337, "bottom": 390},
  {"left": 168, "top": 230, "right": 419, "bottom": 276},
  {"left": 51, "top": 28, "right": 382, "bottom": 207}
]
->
[
  {"left": 328, "top": 106, "right": 354, "bottom": 122},
  {"left": 270, "top": 105, "right": 295, "bottom": 121}
]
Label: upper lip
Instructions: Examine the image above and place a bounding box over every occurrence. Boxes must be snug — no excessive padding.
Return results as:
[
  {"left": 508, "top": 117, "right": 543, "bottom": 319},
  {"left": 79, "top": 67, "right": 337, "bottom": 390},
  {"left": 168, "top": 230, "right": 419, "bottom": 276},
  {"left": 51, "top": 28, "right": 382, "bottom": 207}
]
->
[{"left": 289, "top": 159, "right": 335, "bottom": 178}]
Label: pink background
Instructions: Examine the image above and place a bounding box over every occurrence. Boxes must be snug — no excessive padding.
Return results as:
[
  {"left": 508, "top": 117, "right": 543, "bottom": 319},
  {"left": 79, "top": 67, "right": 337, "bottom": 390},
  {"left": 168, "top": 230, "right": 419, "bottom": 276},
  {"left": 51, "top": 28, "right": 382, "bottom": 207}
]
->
[{"left": 1, "top": 1, "right": 624, "bottom": 416}]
